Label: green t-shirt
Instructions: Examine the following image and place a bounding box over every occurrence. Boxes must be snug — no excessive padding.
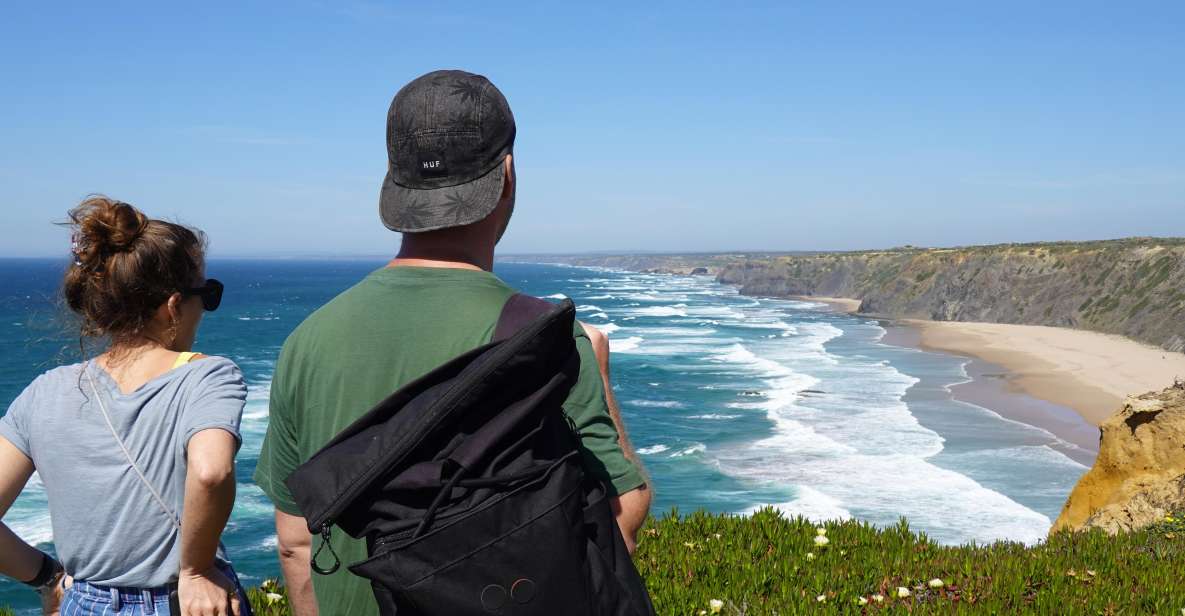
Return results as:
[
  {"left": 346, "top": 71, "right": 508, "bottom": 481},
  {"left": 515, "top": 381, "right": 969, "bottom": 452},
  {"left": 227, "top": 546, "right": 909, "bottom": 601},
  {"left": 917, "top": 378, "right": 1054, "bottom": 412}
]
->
[{"left": 253, "top": 266, "right": 644, "bottom": 616}]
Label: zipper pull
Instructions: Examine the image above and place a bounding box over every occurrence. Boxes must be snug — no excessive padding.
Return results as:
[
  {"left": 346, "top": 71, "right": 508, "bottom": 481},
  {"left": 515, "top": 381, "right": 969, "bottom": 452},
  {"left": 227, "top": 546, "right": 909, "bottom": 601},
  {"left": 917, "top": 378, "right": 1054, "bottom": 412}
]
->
[{"left": 310, "top": 524, "right": 341, "bottom": 575}]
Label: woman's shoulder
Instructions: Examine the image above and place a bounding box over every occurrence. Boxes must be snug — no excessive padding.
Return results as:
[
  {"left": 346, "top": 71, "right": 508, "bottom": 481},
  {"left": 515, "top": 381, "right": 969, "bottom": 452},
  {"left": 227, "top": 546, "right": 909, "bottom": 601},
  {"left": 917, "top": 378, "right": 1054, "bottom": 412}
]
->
[
  {"left": 184, "top": 354, "right": 241, "bottom": 375},
  {"left": 7, "top": 362, "right": 88, "bottom": 409},
  {"left": 29, "top": 362, "right": 89, "bottom": 390}
]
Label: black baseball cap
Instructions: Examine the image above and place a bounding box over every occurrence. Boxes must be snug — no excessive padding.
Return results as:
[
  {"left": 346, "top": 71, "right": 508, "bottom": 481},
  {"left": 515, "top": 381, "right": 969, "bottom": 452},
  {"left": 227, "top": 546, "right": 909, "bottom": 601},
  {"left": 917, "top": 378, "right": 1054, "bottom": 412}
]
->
[{"left": 379, "top": 70, "right": 516, "bottom": 233}]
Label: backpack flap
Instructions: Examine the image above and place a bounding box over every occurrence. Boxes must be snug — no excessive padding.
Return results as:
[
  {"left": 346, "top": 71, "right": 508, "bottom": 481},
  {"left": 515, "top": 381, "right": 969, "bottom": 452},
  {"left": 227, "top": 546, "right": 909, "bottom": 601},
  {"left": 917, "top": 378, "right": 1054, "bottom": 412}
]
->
[{"left": 285, "top": 298, "right": 578, "bottom": 541}]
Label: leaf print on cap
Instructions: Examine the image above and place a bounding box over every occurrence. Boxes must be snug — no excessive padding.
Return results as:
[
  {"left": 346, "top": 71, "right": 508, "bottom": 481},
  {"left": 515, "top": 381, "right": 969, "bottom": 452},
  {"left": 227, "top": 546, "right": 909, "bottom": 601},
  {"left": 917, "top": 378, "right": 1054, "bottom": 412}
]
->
[
  {"left": 441, "top": 191, "right": 474, "bottom": 224},
  {"left": 450, "top": 78, "right": 485, "bottom": 105},
  {"left": 399, "top": 194, "right": 433, "bottom": 229}
]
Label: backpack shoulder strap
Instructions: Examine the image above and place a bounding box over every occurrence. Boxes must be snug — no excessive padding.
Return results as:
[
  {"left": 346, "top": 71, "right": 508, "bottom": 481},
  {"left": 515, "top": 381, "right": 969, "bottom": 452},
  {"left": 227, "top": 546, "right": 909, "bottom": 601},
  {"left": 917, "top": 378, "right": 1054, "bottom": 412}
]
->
[{"left": 493, "top": 293, "right": 559, "bottom": 342}]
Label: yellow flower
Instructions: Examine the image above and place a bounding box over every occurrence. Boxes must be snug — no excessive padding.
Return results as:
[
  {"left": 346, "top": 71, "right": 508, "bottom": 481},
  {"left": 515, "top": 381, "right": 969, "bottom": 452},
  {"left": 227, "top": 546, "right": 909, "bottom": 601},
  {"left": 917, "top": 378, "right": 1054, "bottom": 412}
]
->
[
  {"left": 265, "top": 593, "right": 284, "bottom": 605},
  {"left": 806, "top": 552, "right": 815, "bottom": 561},
  {"left": 816, "top": 527, "right": 827, "bottom": 536},
  {"left": 871, "top": 593, "right": 885, "bottom": 603},
  {"left": 896, "top": 587, "right": 911, "bottom": 598},
  {"left": 928, "top": 578, "right": 944, "bottom": 589},
  {"left": 816, "top": 595, "right": 826, "bottom": 603},
  {"left": 857, "top": 597, "right": 869, "bottom": 606},
  {"left": 709, "top": 599, "right": 724, "bottom": 614},
  {"left": 813, "top": 535, "right": 830, "bottom": 547}
]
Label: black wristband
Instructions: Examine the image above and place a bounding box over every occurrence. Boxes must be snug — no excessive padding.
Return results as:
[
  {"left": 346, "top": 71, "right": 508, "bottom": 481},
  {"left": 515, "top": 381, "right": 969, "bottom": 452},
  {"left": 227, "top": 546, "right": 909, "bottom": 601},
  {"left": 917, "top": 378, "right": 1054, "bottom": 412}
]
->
[{"left": 23, "top": 552, "right": 61, "bottom": 588}]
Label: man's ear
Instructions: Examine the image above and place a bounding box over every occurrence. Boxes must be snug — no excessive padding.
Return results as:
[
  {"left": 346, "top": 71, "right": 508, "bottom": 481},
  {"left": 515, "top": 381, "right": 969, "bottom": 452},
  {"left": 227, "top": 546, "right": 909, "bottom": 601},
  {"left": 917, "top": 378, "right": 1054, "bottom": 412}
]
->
[{"left": 501, "top": 154, "right": 515, "bottom": 199}]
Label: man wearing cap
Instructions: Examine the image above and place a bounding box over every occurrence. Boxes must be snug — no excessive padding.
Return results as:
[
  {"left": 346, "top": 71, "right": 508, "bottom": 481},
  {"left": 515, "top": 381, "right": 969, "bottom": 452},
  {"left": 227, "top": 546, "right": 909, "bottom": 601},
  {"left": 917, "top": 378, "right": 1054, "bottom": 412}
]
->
[{"left": 253, "top": 70, "right": 651, "bottom": 616}]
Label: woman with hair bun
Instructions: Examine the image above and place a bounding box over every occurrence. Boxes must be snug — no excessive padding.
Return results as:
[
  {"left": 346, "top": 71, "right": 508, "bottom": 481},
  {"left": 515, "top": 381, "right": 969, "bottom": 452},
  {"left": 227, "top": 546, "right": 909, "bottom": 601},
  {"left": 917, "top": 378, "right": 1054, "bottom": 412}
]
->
[{"left": 0, "top": 197, "right": 252, "bottom": 616}]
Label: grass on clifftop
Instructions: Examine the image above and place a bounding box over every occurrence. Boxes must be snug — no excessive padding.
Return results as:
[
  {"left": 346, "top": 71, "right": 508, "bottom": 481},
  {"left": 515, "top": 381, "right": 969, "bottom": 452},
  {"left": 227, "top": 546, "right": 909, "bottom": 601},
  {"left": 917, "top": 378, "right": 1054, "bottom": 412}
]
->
[{"left": 6, "top": 509, "right": 1184, "bottom": 615}]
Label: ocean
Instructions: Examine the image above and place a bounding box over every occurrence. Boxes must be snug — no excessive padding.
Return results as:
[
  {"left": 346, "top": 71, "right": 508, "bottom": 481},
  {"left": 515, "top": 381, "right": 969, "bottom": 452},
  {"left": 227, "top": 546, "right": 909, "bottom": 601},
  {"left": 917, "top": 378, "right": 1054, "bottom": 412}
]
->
[{"left": 0, "top": 258, "right": 1093, "bottom": 610}]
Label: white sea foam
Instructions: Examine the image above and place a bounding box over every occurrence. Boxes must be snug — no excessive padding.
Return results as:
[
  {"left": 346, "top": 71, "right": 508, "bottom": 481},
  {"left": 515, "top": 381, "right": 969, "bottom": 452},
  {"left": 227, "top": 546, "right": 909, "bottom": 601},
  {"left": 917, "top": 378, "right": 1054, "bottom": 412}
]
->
[
  {"left": 637, "top": 444, "right": 670, "bottom": 455},
  {"left": 9, "top": 510, "right": 53, "bottom": 546},
  {"left": 747, "top": 486, "right": 853, "bottom": 522},
  {"left": 613, "top": 336, "right": 644, "bottom": 353},
  {"left": 577, "top": 304, "right": 602, "bottom": 312},
  {"left": 543, "top": 293, "right": 568, "bottom": 299},
  {"left": 688, "top": 413, "right": 742, "bottom": 420},
  {"left": 627, "top": 399, "right": 685, "bottom": 409},
  {"left": 596, "top": 323, "right": 622, "bottom": 335},
  {"left": 631, "top": 306, "right": 687, "bottom": 318},
  {"left": 670, "top": 443, "right": 707, "bottom": 457}
]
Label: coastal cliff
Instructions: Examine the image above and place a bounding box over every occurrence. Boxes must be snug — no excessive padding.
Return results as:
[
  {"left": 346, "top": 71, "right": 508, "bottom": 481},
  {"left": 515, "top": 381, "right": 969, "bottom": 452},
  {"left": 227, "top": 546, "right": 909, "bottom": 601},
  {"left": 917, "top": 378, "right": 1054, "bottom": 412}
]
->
[
  {"left": 510, "top": 238, "right": 1185, "bottom": 352},
  {"left": 1052, "top": 380, "right": 1185, "bottom": 534}
]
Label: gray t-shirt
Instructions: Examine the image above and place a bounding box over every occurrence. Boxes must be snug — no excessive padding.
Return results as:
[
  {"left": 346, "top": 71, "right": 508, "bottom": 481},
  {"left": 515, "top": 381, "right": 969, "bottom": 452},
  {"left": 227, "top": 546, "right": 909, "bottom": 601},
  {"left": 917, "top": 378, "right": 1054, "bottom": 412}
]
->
[{"left": 0, "top": 357, "right": 246, "bottom": 587}]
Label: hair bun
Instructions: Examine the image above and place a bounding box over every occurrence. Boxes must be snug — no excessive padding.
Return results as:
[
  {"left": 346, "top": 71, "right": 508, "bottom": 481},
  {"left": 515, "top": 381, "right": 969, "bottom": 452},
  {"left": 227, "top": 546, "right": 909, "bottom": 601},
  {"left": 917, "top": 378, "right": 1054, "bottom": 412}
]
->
[{"left": 70, "top": 197, "right": 149, "bottom": 263}]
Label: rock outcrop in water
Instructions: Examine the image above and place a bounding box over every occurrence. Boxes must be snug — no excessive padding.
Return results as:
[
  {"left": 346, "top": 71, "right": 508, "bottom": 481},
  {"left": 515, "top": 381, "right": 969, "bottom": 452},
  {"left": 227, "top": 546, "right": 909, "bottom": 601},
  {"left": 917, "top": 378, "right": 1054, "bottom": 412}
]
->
[{"left": 1051, "top": 380, "right": 1185, "bottom": 534}]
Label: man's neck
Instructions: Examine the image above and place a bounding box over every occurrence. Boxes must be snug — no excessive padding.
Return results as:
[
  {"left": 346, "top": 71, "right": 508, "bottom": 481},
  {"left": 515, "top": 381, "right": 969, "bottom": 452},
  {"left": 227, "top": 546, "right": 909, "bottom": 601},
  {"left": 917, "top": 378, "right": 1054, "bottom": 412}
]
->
[
  {"left": 390, "top": 237, "right": 495, "bottom": 271},
  {"left": 386, "top": 257, "right": 486, "bottom": 271}
]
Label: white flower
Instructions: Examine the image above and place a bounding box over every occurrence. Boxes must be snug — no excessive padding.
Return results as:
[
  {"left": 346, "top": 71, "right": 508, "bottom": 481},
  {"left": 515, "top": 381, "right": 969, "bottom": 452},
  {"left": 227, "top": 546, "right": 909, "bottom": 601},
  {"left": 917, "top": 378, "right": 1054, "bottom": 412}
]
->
[
  {"left": 709, "top": 599, "right": 724, "bottom": 614},
  {"left": 816, "top": 594, "right": 826, "bottom": 602},
  {"left": 928, "top": 578, "right": 944, "bottom": 589},
  {"left": 857, "top": 597, "right": 868, "bottom": 605},
  {"left": 816, "top": 527, "right": 827, "bottom": 536},
  {"left": 813, "top": 535, "right": 830, "bottom": 547},
  {"left": 265, "top": 593, "right": 284, "bottom": 605},
  {"left": 871, "top": 594, "right": 884, "bottom": 603},
  {"left": 806, "top": 552, "right": 815, "bottom": 561},
  {"left": 896, "top": 586, "right": 911, "bottom": 598}
]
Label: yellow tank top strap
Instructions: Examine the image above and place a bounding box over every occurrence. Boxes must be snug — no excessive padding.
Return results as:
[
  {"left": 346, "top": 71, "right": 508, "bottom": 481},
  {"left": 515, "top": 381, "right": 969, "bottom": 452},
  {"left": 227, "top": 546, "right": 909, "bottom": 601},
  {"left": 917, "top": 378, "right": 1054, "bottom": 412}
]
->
[{"left": 171, "top": 352, "right": 199, "bottom": 370}]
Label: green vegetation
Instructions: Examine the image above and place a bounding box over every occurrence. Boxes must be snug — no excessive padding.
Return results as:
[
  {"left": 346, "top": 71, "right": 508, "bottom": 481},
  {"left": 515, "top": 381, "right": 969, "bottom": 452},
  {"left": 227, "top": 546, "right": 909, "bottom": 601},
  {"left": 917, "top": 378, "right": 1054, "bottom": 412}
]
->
[
  {"left": 635, "top": 508, "right": 1185, "bottom": 614},
  {"left": 5, "top": 510, "right": 1185, "bottom": 614}
]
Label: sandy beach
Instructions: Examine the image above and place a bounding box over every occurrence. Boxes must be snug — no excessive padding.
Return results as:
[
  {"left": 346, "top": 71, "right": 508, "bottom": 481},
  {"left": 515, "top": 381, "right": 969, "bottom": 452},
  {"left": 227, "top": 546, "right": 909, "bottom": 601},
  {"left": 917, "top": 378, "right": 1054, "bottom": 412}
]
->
[
  {"left": 904, "top": 320, "right": 1185, "bottom": 426},
  {"left": 794, "top": 296, "right": 863, "bottom": 313}
]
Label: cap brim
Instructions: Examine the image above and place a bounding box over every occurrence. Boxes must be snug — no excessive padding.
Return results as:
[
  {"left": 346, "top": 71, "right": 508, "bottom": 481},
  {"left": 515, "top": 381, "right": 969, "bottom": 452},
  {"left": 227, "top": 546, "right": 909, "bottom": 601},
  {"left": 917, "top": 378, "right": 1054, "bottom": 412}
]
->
[{"left": 379, "top": 163, "right": 505, "bottom": 233}]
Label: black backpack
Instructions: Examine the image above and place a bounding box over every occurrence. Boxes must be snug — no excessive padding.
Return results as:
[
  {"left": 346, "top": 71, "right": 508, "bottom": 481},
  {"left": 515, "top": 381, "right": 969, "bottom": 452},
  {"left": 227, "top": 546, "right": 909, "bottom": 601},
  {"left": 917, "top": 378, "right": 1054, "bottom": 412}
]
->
[{"left": 286, "top": 295, "right": 656, "bottom": 616}]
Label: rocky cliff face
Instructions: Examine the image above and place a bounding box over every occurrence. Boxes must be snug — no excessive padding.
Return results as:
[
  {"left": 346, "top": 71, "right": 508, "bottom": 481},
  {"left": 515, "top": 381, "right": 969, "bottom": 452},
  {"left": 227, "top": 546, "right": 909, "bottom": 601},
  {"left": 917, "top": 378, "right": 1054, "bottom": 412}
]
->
[
  {"left": 1051, "top": 381, "right": 1185, "bottom": 534},
  {"left": 714, "top": 239, "right": 1185, "bottom": 352}
]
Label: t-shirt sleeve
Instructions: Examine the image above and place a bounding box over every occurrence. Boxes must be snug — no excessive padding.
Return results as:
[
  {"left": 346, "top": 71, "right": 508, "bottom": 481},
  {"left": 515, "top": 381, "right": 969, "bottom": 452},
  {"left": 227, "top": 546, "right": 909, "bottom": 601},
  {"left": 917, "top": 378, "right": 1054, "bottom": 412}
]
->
[
  {"left": 0, "top": 380, "right": 36, "bottom": 459},
  {"left": 180, "top": 358, "right": 247, "bottom": 455},
  {"left": 563, "top": 325, "right": 646, "bottom": 496},
  {"left": 253, "top": 343, "right": 304, "bottom": 516}
]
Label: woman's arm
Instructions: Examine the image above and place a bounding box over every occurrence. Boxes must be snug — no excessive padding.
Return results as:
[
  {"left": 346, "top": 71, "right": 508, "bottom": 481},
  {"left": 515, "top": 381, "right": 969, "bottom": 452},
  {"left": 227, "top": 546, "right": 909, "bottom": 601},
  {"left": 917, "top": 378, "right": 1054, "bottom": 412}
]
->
[
  {"left": 178, "top": 429, "right": 241, "bottom": 616},
  {"left": 0, "top": 436, "right": 41, "bottom": 582},
  {"left": 579, "top": 323, "right": 653, "bottom": 554}
]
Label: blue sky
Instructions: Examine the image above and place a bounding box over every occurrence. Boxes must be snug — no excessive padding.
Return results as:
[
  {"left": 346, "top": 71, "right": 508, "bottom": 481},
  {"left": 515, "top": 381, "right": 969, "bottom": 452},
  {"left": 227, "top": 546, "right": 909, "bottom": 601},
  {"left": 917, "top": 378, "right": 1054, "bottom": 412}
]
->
[{"left": 2, "top": 1, "right": 1182, "bottom": 257}]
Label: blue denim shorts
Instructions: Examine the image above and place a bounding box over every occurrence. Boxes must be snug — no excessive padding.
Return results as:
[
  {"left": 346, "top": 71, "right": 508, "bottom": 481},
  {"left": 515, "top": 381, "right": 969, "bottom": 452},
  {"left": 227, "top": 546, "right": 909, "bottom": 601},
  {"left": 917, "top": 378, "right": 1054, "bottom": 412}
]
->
[{"left": 61, "top": 563, "right": 253, "bottom": 616}]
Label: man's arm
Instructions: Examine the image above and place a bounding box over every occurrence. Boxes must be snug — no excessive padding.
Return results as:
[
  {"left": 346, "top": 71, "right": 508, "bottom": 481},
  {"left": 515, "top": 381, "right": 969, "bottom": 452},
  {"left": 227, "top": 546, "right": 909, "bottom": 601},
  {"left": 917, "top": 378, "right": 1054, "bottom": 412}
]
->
[
  {"left": 581, "top": 322, "right": 653, "bottom": 554},
  {"left": 275, "top": 510, "right": 318, "bottom": 616}
]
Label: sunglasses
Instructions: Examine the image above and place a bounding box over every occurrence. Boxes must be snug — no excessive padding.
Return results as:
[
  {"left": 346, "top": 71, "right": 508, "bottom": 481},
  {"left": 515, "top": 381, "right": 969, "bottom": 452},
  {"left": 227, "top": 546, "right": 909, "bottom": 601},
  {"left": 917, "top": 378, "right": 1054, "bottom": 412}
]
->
[{"left": 182, "top": 279, "right": 224, "bottom": 312}]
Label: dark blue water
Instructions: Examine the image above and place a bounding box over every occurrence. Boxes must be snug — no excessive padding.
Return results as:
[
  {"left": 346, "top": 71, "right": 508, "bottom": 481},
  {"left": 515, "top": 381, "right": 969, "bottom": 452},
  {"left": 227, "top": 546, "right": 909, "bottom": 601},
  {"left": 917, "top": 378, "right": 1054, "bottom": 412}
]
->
[{"left": 0, "top": 259, "right": 1092, "bottom": 611}]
